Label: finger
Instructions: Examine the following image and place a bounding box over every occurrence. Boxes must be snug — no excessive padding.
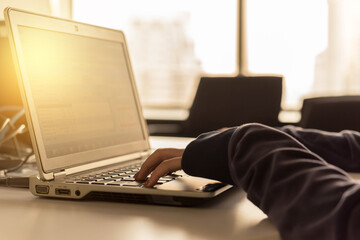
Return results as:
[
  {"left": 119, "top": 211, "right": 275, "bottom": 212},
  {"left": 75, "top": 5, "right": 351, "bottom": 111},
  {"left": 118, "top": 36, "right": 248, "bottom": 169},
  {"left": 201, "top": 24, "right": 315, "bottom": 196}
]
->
[
  {"left": 134, "top": 149, "right": 170, "bottom": 180},
  {"left": 143, "top": 157, "right": 182, "bottom": 187},
  {"left": 136, "top": 148, "right": 183, "bottom": 180},
  {"left": 135, "top": 148, "right": 184, "bottom": 180}
]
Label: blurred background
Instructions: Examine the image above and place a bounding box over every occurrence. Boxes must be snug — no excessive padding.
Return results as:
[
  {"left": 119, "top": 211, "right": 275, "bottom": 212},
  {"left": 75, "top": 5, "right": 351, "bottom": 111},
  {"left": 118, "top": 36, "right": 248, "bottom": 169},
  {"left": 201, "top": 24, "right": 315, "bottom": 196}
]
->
[{"left": 1, "top": 0, "right": 360, "bottom": 135}]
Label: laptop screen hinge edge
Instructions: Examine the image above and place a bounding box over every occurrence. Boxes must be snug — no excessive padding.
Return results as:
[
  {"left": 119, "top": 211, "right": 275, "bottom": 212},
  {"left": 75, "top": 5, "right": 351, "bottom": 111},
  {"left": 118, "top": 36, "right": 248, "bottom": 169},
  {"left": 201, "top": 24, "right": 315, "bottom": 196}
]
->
[
  {"left": 53, "top": 151, "right": 149, "bottom": 177},
  {"left": 53, "top": 170, "right": 67, "bottom": 179},
  {"left": 141, "top": 150, "right": 151, "bottom": 158}
]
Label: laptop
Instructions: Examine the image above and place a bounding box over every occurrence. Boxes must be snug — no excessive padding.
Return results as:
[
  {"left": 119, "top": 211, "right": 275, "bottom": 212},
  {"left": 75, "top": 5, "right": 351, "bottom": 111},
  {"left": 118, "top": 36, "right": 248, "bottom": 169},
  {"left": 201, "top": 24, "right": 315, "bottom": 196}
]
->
[{"left": 4, "top": 8, "right": 232, "bottom": 206}]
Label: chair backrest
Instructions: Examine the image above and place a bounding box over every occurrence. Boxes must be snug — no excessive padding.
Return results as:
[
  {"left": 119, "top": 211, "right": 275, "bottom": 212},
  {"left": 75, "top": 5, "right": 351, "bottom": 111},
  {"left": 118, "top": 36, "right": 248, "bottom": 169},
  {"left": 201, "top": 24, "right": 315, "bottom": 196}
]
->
[
  {"left": 299, "top": 96, "right": 360, "bottom": 132},
  {"left": 181, "top": 75, "right": 283, "bottom": 137}
]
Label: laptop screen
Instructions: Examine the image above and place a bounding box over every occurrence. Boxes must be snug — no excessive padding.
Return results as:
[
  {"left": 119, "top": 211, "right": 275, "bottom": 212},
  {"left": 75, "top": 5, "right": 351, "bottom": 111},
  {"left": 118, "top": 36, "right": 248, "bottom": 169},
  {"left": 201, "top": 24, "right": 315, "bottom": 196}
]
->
[{"left": 18, "top": 25, "right": 145, "bottom": 159}]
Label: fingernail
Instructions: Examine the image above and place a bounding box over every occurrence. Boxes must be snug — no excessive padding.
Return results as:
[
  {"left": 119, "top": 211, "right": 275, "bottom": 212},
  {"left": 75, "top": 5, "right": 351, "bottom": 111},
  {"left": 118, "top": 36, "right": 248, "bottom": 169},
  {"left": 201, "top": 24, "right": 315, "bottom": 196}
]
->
[
  {"left": 134, "top": 172, "right": 139, "bottom": 178},
  {"left": 144, "top": 179, "right": 150, "bottom": 187}
]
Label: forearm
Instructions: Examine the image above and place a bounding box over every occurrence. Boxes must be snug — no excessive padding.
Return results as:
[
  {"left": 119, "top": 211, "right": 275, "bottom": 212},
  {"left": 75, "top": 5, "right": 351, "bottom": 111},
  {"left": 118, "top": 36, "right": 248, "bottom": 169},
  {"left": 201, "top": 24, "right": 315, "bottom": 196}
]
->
[
  {"left": 182, "top": 123, "right": 360, "bottom": 240},
  {"left": 279, "top": 125, "right": 360, "bottom": 172},
  {"left": 182, "top": 127, "right": 236, "bottom": 185}
]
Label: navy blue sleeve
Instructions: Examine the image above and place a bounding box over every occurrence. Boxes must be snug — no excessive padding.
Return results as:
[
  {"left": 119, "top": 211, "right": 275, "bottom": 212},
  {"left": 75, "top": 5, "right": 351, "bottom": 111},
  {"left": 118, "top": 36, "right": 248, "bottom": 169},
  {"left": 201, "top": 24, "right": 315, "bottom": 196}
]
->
[
  {"left": 182, "top": 123, "right": 360, "bottom": 240},
  {"left": 278, "top": 125, "right": 360, "bottom": 172}
]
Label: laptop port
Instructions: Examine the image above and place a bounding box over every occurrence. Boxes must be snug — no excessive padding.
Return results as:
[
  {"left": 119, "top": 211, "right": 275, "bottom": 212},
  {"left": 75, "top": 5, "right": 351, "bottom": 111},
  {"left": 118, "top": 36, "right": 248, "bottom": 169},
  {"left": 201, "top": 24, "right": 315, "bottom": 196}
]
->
[
  {"left": 55, "top": 188, "right": 71, "bottom": 196},
  {"left": 35, "top": 185, "right": 49, "bottom": 194}
]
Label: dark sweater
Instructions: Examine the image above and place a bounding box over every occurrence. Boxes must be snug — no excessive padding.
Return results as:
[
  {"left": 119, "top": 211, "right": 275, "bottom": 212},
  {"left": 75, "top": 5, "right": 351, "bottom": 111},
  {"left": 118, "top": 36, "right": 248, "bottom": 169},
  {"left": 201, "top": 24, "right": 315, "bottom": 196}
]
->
[{"left": 182, "top": 123, "right": 360, "bottom": 240}]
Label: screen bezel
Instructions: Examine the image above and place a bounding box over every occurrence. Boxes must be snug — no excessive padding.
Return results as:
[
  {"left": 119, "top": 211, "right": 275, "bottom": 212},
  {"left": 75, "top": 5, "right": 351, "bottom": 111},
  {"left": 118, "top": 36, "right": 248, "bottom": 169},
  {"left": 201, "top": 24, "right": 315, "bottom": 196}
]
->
[{"left": 4, "top": 8, "right": 150, "bottom": 177}]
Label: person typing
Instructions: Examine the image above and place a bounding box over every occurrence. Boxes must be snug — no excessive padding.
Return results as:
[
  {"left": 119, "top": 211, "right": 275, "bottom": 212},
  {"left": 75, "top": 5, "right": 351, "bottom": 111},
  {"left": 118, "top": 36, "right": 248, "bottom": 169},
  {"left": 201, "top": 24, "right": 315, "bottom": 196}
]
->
[{"left": 135, "top": 123, "right": 360, "bottom": 240}]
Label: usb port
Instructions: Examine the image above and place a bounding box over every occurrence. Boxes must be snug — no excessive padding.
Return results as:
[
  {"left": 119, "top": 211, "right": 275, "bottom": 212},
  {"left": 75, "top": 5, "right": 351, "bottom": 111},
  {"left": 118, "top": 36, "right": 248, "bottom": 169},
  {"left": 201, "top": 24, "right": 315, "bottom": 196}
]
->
[
  {"left": 36, "top": 185, "right": 49, "bottom": 194},
  {"left": 55, "top": 188, "right": 71, "bottom": 196}
]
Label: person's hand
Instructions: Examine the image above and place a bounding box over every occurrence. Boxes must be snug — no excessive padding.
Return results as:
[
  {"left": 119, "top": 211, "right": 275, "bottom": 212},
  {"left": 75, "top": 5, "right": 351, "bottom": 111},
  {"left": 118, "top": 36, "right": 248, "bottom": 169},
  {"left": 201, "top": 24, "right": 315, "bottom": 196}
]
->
[{"left": 134, "top": 148, "right": 184, "bottom": 187}]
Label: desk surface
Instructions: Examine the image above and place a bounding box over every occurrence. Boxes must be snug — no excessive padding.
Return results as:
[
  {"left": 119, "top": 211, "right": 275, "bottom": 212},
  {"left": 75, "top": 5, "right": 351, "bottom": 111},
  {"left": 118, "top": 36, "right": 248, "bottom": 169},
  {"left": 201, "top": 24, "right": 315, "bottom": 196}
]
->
[{"left": 0, "top": 137, "right": 280, "bottom": 240}]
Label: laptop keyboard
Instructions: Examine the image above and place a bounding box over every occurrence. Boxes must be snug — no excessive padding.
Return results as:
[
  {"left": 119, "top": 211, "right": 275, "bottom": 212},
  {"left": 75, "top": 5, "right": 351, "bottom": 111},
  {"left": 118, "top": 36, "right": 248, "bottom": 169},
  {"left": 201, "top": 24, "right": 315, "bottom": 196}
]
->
[{"left": 63, "top": 163, "right": 182, "bottom": 187}]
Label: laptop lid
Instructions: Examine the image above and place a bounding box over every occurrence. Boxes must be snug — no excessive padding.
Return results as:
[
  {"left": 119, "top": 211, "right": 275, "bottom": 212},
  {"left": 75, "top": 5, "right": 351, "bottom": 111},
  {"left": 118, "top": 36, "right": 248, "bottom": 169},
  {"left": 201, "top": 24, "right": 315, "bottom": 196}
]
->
[{"left": 4, "top": 8, "right": 150, "bottom": 180}]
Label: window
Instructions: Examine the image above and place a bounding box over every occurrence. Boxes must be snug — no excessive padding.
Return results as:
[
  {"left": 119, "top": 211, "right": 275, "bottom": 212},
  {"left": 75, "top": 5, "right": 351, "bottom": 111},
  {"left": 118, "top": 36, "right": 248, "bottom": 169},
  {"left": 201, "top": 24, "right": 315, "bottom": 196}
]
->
[
  {"left": 0, "top": 0, "right": 72, "bottom": 20},
  {"left": 246, "top": 0, "right": 360, "bottom": 109},
  {"left": 72, "top": 0, "right": 237, "bottom": 108}
]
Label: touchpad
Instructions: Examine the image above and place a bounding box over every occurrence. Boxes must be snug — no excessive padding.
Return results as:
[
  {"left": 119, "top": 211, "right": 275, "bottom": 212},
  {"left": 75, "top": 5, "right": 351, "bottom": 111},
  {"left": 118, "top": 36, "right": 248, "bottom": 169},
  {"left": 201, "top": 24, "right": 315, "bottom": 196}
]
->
[{"left": 156, "top": 176, "right": 221, "bottom": 192}]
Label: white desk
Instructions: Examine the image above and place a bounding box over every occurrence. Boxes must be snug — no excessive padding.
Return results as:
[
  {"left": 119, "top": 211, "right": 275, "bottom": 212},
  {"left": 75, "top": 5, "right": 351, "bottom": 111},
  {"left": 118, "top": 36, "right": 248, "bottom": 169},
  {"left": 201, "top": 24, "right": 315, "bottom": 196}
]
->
[{"left": 0, "top": 137, "right": 280, "bottom": 240}]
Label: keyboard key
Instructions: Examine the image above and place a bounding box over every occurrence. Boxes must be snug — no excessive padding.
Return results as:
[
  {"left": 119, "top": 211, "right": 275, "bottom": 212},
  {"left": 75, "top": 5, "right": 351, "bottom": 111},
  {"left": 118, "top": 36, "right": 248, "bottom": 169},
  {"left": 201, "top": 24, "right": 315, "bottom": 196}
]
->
[
  {"left": 122, "top": 177, "right": 136, "bottom": 181},
  {"left": 107, "top": 183, "right": 122, "bottom": 186},
  {"left": 110, "top": 176, "right": 123, "bottom": 180},
  {"left": 122, "top": 182, "right": 143, "bottom": 187},
  {"left": 76, "top": 181, "right": 90, "bottom": 184},
  {"left": 114, "top": 170, "right": 128, "bottom": 173},
  {"left": 81, "top": 178, "right": 96, "bottom": 181},
  {"left": 91, "top": 179, "right": 115, "bottom": 185},
  {"left": 118, "top": 174, "right": 130, "bottom": 177},
  {"left": 101, "top": 173, "right": 112, "bottom": 177}
]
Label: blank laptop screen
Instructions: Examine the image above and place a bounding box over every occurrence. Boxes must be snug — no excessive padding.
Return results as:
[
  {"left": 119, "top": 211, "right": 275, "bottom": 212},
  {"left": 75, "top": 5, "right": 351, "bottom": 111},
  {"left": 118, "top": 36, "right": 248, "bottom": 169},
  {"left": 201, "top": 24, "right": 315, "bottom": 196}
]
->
[{"left": 18, "top": 26, "right": 145, "bottom": 158}]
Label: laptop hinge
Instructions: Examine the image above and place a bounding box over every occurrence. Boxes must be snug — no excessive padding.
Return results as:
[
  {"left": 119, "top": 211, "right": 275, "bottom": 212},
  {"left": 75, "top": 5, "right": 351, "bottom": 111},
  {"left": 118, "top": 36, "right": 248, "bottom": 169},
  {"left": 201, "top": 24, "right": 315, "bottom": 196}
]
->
[
  {"left": 54, "top": 152, "right": 146, "bottom": 177},
  {"left": 141, "top": 150, "right": 151, "bottom": 158},
  {"left": 54, "top": 170, "right": 67, "bottom": 179}
]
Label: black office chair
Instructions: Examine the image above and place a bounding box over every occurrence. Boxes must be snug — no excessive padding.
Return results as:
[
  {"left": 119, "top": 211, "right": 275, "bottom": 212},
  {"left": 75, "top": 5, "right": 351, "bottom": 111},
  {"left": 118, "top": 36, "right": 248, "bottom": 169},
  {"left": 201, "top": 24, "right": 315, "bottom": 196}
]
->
[
  {"left": 179, "top": 75, "right": 283, "bottom": 137},
  {"left": 299, "top": 96, "right": 360, "bottom": 132}
]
